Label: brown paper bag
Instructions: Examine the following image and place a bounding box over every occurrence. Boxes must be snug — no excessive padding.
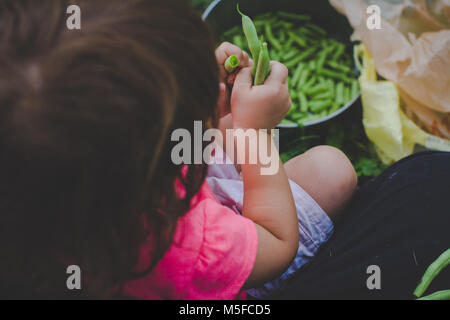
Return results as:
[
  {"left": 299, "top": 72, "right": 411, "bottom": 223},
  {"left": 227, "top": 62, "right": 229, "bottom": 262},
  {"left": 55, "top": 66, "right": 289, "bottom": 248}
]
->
[{"left": 330, "top": 0, "right": 450, "bottom": 139}]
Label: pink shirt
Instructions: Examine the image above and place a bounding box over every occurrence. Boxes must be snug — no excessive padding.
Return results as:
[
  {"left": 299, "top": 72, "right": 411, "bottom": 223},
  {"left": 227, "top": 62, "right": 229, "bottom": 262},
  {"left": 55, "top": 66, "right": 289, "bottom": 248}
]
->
[{"left": 123, "top": 182, "right": 258, "bottom": 300}]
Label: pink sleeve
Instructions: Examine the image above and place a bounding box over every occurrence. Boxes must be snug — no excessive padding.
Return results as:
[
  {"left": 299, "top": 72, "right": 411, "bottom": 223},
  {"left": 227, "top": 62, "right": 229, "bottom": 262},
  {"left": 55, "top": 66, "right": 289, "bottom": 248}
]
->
[{"left": 184, "top": 198, "right": 258, "bottom": 300}]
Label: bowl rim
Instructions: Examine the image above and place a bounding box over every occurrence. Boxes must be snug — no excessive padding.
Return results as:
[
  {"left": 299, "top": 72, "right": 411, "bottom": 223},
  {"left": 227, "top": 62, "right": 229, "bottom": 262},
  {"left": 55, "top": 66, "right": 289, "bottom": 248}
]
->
[{"left": 202, "top": 0, "right": 361, "bottom": 128}]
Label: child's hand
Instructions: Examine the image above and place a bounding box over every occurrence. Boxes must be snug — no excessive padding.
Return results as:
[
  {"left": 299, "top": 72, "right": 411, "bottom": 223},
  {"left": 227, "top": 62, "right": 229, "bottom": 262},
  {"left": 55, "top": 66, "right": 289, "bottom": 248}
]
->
[
  {"left": 215, "top": 42, "right": 251, "bottom": 118},
  {"left": 231, "top": 62, "right": 291, "bottom": 130}
]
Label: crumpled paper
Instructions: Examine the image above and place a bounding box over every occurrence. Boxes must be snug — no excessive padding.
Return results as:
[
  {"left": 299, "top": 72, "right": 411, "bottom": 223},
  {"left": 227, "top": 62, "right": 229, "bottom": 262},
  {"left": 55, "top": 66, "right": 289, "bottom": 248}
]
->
[{"left": 330, "top": 0, "right": 450, "bottom": 139}]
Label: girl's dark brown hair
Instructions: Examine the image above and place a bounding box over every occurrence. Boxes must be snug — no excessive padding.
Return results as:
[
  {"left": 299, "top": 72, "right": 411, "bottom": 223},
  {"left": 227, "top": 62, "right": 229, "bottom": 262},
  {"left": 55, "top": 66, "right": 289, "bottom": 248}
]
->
[{"left": 0, "top": 0, "right": 219, "bottom": 298}]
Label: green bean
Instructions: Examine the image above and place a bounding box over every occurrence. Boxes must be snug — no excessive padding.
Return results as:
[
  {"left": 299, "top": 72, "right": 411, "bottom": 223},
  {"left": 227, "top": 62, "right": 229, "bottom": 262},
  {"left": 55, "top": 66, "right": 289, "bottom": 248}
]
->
[
  {"left": 279, "top": 21, "right": 294, "bottom": 30},
  {"left": 280, "top": 119, "right": 296, "bottom": 125},
  {"left": 316, "top": 51, "right": 327, "bottom": 73},
  {"left": 303, "top": 83, "right": 329, "bottom": 95},
  {"left": 318, "top": 76, "right": 327, "bottom": 85},
  {"left": 299, "top": 92, "right": 308, "bottom": 113},
  {"left": 297, "top": 69, "right": 311, "bottom": 90},
  {"left": 224, "top": 55, "right": 239, "bottom": 73},
  {"left": 237, "top": 5, "right": 261, "bottom": 76},
  {"left": 264, "top": 23, "right": 283, "bottom": 51},
  {"left": 306, "top": 23, "right": 326, "bottom": 36},
  {"left": 277, "top": 11, "right": 311, "bottom": 21},
  {"left": 291, "top": 63, "right": 305, "bottom": 87},
  {"left": 328, "top": 60, "right": 352, "bottom": 74},
  {"left": 332, "top": 44, "right": 345, "bottom": 61},
  {"left": 222, "top": 26, "right": 240, "bottom": 38},
  {"left": 254, "top": 17, "right": 277, "bottom": 27},
  {"left": 309, "top": 99, "right": 332, "bottom": 113},
  {"left": 329, "top": 102, "right": 341, "bottom": 114},
  {"left": 351, "top": 79, "right": 360, "bottom": 98},
  {"left": 283, "top": 37, "right": 295, "bottom": 51},
  {"left": 336, "top": 82, "right": 344, "bottom": 104},
  {"left": 417, "top": 290, "right": 450, "bottom": 301},
  {"left": 232, "top": 35, "right": 244, "bottom": 49},
  {"left": 285, "top": 47, "right": 315, "bottom": 69},
  {"left": 344, "top": 86, "right": 351, "bottom": 103},
  {"left": 312, "top": 91, "right": 332, "bottom": 100},
  {"left": 255, "top": 12, "right": 273, "bottom": 20},
  {"left": 319, "top": 68, "right": 352, "bottom": 84},
  {"left": 302, "top": 76, "right": 317, "bottom": 91},
  {"left": 254, "top": 42, "right": 271, "bottom": 85},
  {"left": 327, "top": 79, "right": 335, "bottom": 99},
  {"left": 292, "top": 112, "right": 307, "bottom": 121},
  {"left": 279, "top": 29, "right": 286, "bottom": 42},
  {"left": 282, "top": 48, "right": 300, "bottom": 61},
  {"left": 414, "top": 249, "right": 450, "bottom": 298},
  {"left": 287, "top": 31, "right": 307, "bottom": 47},
  {"left": 286, "top": 103, "right": 297, "bottom": 117},
  {"left": 298, "top": 114, "right": 321, "bottom": 125},
  {"left": 298, "top": 26, "right": 313, "bottom": 36},
  {"left": 269, "top": 51, "right": 277, "bottom": 61}
]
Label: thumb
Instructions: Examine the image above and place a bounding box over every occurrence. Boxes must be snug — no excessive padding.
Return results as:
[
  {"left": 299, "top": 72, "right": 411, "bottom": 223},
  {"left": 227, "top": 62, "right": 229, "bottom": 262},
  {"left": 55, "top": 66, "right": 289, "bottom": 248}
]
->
[{"left": 233, "top": 67, "right": 253, "bottom": 90}]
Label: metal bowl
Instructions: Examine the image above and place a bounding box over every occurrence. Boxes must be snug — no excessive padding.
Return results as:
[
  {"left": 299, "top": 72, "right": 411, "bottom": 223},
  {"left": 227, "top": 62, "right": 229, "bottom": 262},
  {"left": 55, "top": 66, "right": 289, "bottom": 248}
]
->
[{"left": 203, "top": 0, "right": 360, "bottom": 128}]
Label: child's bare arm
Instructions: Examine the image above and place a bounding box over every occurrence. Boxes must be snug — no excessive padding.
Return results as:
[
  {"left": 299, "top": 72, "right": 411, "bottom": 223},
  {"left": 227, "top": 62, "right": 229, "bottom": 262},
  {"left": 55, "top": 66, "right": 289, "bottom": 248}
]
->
[{"left": 230, "top": 64, "right": 299, "bottom": 289}]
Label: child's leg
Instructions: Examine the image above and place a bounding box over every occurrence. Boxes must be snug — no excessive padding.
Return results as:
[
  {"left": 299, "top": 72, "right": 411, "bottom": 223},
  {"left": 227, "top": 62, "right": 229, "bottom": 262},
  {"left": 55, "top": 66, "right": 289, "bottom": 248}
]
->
[{"left": 284, "top": 146, "right": 357, "bottom": 221}]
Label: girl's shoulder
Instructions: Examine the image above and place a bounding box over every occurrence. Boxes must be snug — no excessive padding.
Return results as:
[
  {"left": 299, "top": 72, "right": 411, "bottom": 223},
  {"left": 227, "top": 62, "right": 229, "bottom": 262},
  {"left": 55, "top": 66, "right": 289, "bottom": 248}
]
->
[{"left": 123, "top": 182, "right": 257, "bottom": 300}]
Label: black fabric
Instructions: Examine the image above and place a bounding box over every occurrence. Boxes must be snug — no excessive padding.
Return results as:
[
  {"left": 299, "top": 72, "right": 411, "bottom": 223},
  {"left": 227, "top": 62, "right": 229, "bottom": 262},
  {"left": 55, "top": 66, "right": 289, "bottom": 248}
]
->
[{"left": 272, "top": 151, "right": 450, "bottom": 300}]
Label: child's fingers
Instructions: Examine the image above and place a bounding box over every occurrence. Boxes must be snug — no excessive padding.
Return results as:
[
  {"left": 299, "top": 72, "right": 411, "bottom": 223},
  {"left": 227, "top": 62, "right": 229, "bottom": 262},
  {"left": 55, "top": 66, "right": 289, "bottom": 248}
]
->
[
  {"left": 217, "top": 82, "right": 230, "bottom": 117},
  {"left": 233, "top": 67, "right": 253, "bottom": 90},
  {"left": 227, "top": 58, "right": 253, "bottom": 87},
  {"left": 227, "top": 73, "right": 237, "bottom": 87},
  {"left": 216, "top": 42, "right": 251, "bottom": 68},
  {"left": 264, "top": 61, "right": 289, "bottom": 86}
]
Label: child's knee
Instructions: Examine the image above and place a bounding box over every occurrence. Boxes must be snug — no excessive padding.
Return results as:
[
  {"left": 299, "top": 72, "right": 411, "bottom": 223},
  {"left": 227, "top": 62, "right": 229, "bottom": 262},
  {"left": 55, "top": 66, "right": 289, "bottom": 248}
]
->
[
  {"left": 304, "top": 145, "right": 357, "bottom": 194},
  {"left": 285, "top": 145, "right": 357, "bottom": 218}
]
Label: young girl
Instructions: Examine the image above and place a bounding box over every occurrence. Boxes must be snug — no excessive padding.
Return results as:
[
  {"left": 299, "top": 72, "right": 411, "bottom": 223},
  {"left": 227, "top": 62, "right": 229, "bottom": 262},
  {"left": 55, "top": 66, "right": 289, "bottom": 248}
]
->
[{"left": 0, "top": 0, "right": 357, "bottom": 299}]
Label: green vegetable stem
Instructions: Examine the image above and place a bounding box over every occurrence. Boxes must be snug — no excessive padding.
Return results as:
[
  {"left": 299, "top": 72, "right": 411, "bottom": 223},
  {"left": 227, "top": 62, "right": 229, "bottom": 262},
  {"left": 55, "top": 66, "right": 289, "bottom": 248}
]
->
[{"left": 224, "top": 55, "right": 240, "bottom": 73}]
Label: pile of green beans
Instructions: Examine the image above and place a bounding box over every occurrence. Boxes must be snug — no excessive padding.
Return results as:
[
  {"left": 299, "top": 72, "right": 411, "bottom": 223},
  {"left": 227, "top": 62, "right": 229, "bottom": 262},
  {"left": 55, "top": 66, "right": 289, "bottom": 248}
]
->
[{"left": 221, "top": 11, "right": 359, "bottom": 126}]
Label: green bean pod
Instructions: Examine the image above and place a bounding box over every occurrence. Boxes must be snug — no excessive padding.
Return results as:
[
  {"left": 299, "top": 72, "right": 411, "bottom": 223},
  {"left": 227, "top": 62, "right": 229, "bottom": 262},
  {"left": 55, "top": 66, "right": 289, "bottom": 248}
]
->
[
  {"left": 336, "top": 82, "right": 345, "bottom": 104},
  {"left": 414, "top": 249, "right": 450, "bottom": 298},
  {"left": 417, "top": 290, "right": 450, "bottom": 301},
  {"left": 329, "top": 102, "right": 341, "bottom": 114},
  {"left": 224, "top": 55, "right": 240, "bottom": 73},
  {"left": 297, "top": 69, "right": 311, "bottom": 90},
  {"left": 319, "top": 68, "right": 352, "bottom": 84},
  {"left": 303, "top": 83, "right": 329, "bottom": 96},
  {"left": 264, "top": 23, "right": 283, "bottom": 51},
  {"left": 285, "top": 47, "right": 315, "bottom": 69},
  {"left": 351, "top": 79, "right": 360, "bottom": 98},
  {"left": 237, "top": 5, "right": 261, "bottom": 76},
  {"left": 299, "top": 92, "right": 308, "bottom": 113},
  {"left": 291, "top": 63, "right": 305, "bottom": 87},
  {"left": 254, "top": 42, "right": 271, "bottom": 85},
  {"left": 309, "top": 99, "right": 332, "bottom": 113},
  {"left": 277, "top": 11, "right": 311, "bottom": 21}
]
